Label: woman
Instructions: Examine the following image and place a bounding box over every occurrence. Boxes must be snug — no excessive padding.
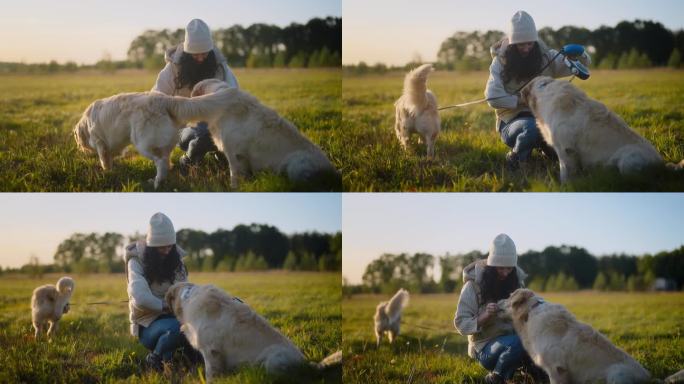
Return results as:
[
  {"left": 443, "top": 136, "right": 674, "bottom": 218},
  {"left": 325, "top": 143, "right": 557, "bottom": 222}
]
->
[
  {"left": 454, "top": 234, "right": 534, "bottom": 384},
  {"left": 124, "top": 212, "right": 194, "bottom": 371},
  {"left": 152, "top": 19, "right": 239, "bottom": 168},
  {"left": 485, "top": 11, "right": 591, "bottom": 169}
]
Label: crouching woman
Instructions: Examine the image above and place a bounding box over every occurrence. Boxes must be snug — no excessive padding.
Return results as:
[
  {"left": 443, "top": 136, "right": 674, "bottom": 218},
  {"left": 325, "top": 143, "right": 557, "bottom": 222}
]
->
[
  {"left": 125, "top": 212, "right": 196, "bottom": 371},
  {"left": 454, "top": 233, "right": 528, "bottom": 384}
]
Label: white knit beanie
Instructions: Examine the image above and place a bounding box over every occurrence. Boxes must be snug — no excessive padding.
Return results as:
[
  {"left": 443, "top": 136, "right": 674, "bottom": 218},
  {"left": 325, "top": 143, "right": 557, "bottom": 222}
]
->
[
  {"left": 487, "top": 233, "right": 518, "bottom": 267},
  {"left": 509, "top": 11, "right": 538, "bottom": 45},
  {"left": 146, "top": 212, "right": 176, "bottom": 247},
  {"left": 183, "top": 19, "right": 213, "bottom": 54}
]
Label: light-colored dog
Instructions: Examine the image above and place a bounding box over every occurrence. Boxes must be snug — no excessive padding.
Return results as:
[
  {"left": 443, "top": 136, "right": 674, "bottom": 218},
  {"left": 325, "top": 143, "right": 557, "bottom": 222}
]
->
[
  {"left": 521, "top": 76, "right": 683, "bottom": 183},
  {"left": 500, "top": 288, "right": 650, "bottom": 384},
  {"left": 373, "top": 288, "right": 409, "bottom": 346},
  {"left": 394, "top": 64, "right": 441, "bottom": 158},
  {"left": 31, "top": 276, "right": 75, "bottom": 339},
  {"left": 190, "top": 79, "right": 339, "bottom": 189},
  {"left": 73, "top": 91, "right": 226, "bottom": 188},
  {"left": 165, "top": 282, "right": 341, "bottom": 381}
]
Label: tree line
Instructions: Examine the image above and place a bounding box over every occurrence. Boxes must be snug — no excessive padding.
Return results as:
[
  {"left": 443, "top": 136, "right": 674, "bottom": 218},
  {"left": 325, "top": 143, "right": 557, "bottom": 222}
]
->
[
  {"left": 0, "top": 17, "right": 341, "bottom": 74},
  {"left": 344, "top": 19, "right": 684, "bottom": 74},
  {"left": 5, "top": 224, "right": 341, "bottom": 275},
  {"left": 347, "top": 245, "right": 684, "bottom": 295}
]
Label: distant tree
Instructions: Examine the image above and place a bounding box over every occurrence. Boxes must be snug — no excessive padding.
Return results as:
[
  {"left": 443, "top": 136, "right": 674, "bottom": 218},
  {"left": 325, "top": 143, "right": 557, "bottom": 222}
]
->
[
  {"left": 668, "top": 48, "right": 682, "bottom": 68},
  {"left": 283, "top": 252, "right": 298, "bottom": 270}
]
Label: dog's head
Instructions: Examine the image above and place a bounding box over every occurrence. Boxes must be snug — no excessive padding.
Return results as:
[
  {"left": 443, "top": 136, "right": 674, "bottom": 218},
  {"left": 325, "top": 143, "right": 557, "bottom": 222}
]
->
[
  {"left": 520, "top": 76, "right": 555, "bottom": 114},
  {"left": 504, "top": 288, "right": 537, "bottom": 323},
  {"left": 165, "top": 282, "right": 194, "bottom": 320},
  {"left": 190, "top": 79, "right": 230, "bottom": 97},
  {"left": 73, "top": 107, "right": 94, "bottom": 153}
]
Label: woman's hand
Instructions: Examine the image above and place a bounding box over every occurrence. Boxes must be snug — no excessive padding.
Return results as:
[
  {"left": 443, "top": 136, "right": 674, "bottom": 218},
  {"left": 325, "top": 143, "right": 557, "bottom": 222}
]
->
[{"left": 477, "top": 303, "right": 499, "bottom": 325}]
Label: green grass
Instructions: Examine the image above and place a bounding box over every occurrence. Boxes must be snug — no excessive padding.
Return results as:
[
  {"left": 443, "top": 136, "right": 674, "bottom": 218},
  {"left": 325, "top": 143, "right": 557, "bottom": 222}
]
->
[
  {"left": 0, "top": 68, "right": 341, "bottom": 191},
  {"left": 343, "top": 292, "right": 684, "bottom": 383},
  {"left": 340, "top": 69, "right": 684, "bottom": 191},
  {"left": 0, "top": 272, "right": 341, "bottom": 383}
]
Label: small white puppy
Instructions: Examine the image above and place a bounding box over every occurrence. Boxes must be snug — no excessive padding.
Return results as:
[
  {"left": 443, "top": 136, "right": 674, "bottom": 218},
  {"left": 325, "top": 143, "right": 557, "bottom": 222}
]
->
[
  {"left": 74, "top": 91, "right": 225, "bottom": 188},
  {"left": 521, "top": 76, "right": 682, "bottom": 183},
  {"left": 501, "top": 289, "right": 650, "bottom": 384},
  {"left": 373, "top": 288, "right": 409, "bottom": 346},
  {"left": 394, "top": 64, "right": 441, "bottom": 158},
  {"left": 31, "top": 276, "right": 75, "bottom": 339},
  {"left": 190, "top": 79, "right": 339, "bottom": 189},
  {"left": 166, "top": 282, "right": 340, "bottom": 381}
]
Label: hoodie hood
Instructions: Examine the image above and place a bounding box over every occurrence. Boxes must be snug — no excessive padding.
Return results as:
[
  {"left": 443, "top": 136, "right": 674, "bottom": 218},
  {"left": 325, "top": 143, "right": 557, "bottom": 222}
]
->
[{"left": 462, "top": 258, "right": 527, "bottom": 285}]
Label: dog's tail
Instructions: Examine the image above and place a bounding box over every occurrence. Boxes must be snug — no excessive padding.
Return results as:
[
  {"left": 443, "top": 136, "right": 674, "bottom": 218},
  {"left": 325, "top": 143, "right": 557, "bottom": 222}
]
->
[
  {"left": 311, "top": 350, "right": 342, "bottom": 370},
  {"left": 666, "top": 159, "right": 684, "bottom": 171},
  {"left": 403, "top": 63, "right": 434, "bottom": 110},
  {"left": 384, "top": 288, "right": 409, "bottom": 324},
  {"left": 165, "top": 88, "right": 242, "bottom": 124},
  {"left": 73, "top": 105, "right": 94, "bottom": 153}
]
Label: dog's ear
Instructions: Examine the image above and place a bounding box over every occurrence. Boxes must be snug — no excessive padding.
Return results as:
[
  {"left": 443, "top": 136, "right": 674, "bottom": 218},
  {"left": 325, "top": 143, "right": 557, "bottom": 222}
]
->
[{"left": 511, "top": 289, "right": 533, "bottom": 309}]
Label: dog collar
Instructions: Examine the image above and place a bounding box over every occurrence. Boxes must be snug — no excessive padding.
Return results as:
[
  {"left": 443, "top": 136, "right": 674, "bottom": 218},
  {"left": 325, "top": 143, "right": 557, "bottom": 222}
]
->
[
  {"left": 530, "top": 298, "right": 545, "bottom": 310},
  {"left": 180, "top": 285, "right": 195, "bottom": 301}
]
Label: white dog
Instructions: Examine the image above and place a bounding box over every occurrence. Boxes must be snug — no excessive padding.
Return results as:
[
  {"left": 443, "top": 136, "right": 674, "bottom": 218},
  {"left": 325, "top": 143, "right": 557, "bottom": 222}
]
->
[
  {"left": 31, "top": 276, "right": 75, "bottom": 339},
  {"left": 501, "top": 288, "right": 650, "bottom": 384},
  {"left": 190, "top": 79, "right": 339, "bottom": 189},
  {"left": 394, "top": 64, "right": 441, "bottom": 158},
  {"left": 73, "top": 91, "right": 226, "bottom": 188},
  {"left": 521, "top": 76, "right": 683, "bottom": 183},
  {"left": 165, "top": 282, "right": 341, "bottom": 381},
  {"left": 373, "top": 288, "right": 409, "bottom": 346}
]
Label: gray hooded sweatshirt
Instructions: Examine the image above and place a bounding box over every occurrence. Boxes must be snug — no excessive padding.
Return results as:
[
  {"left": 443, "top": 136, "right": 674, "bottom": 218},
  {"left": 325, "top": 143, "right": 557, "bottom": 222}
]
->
[
  {"left": 151, "top": 44, "right": 239, "bottom": 97},
  {"left": 124, "top": 240, "right": 188, "bottom": 337},
  {"left": 484, "top": 37, "right": 591, "bottom": 126},
  {"left": 453, "top": 259, "right": 527, "bottom": 358}
]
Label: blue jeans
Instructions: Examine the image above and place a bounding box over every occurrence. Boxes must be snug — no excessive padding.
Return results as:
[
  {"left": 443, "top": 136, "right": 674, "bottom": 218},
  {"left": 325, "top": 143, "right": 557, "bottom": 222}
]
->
[
  {"left": 476, "top": 334, "right": 526, "bottom": 380},
  {"left": 499, "top": 115, "right": 542, "bottom": 161},
  {"left": 138, "top": 315, "right": 186, "bottom": 362}
]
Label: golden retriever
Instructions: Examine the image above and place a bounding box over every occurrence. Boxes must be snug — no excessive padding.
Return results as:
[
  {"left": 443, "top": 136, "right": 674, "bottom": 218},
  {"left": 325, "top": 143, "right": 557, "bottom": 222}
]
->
[
  {"left": 520, "top": 76, "right": 682, "bottom": 183},
  {"left": 501, "top": 288, "right": 650, "bottom": 384},
  {"left": 73, "top": 91, "right": 226, "bottom": 188},
  {"left": 190, "top": 79, "right": 339, "bottom": 189},
  {"left": 374, "top": 288, "right": 409, "bottom": 346},
  {"left": 165, "top": 282, "right": 340, "bottom": 381},
  {"left": 394, "top": 64, "right": 441, "bottom": 158},
  {"left": 31, "top": 276, "right": 75, "bottom": 339}
]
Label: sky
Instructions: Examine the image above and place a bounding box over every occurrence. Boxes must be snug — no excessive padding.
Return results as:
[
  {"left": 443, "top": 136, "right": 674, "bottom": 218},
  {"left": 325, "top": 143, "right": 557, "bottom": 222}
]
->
[
  {"left": 343, "top": 0, "right": 684, "bottom": 66},
  {"left": 342, "top": 193, "right": 684, "bottom": 284},
  {"left": 0, "top": 0, "right": 341, "bottom": 64},
  {"left": 0, "top": 193, "right": 341, "bottom": 269}
]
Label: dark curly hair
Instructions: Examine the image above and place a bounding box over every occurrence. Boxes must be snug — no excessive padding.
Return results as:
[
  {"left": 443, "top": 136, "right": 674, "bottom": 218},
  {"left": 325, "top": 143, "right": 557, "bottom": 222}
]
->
[
  {"left": 142, "top": 245, "right": 182, "bottom": 284},
  {"left": 502, "top": 41, "right": 543, "bottom": 85},
  {"left": 175, "top": 50, "right": 218, "bottom": 91},
  {"left": 480, "top": 265, "right": 520, "bottom": 304}
]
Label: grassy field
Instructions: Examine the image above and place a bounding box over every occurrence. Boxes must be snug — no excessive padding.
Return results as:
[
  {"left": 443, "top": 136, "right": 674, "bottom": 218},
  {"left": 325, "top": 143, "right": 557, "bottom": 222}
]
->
[
  {"left": 343, "top": 292, "right": 684, "bottom": 383},
  {"left": 340, "top": 69, "right": 684, "bottom": 191},
  {"left": 0, "top": 68, "right": 341, "bottom": 192},
  {"left": 0, "top": 272, "right": 341, "bottom": 383}
]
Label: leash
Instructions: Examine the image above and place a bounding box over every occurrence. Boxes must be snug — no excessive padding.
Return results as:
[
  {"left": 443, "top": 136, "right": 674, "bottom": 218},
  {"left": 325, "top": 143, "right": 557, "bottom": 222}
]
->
[
  {"left": 69, "top": 300, "right": 129, "bottom": 306},
  {"left": 401, "top": 320, "right": 460, "bottom": 334},
  {"left": 437, "top": 50, "right": 563, "bottom": 111}
]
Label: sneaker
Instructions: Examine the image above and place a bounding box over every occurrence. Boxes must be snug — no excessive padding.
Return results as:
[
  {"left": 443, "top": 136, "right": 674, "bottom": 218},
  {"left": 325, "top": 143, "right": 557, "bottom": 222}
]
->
[
  {"left": 505, "top": 151, "right": 520, "bottom": 170},
  {"left": 539, "top": 142, "right": 558, "bottom": 161},
  {"left": 145, "top": 352, "right": 163, "bottom": 372},
  {"left": 484, "top": 372, "right": 505, "bottom": 384}
]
